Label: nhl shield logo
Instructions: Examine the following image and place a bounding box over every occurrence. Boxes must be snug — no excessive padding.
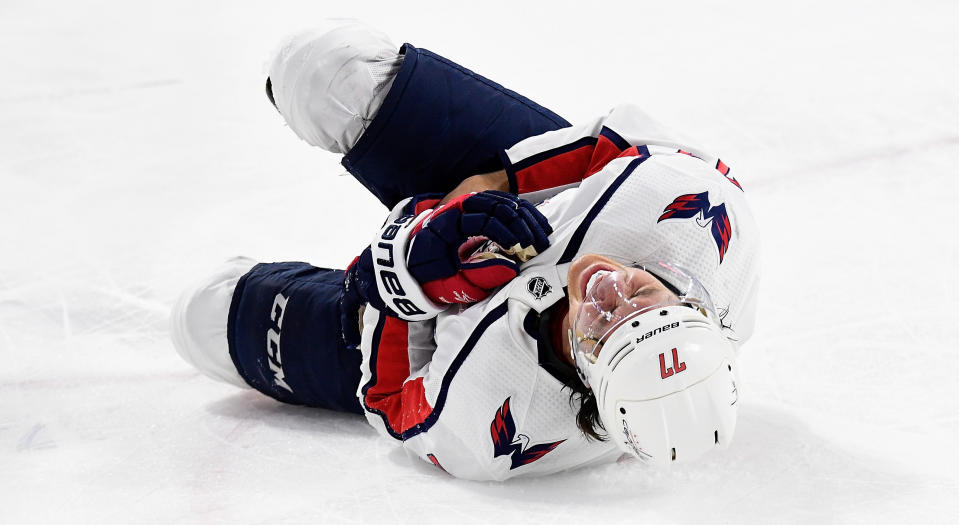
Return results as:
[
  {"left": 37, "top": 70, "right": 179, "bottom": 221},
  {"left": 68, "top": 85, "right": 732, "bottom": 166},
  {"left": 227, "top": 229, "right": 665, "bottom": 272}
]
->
[{"left": 526, "top": 277, "right": 552, "bottom": 300}]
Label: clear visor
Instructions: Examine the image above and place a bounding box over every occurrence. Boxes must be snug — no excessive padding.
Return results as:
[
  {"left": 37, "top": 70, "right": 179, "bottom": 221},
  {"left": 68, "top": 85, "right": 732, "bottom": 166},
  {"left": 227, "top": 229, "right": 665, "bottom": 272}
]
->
[{"left": 570, "top": 262, "right": 720, "bottom": 362}]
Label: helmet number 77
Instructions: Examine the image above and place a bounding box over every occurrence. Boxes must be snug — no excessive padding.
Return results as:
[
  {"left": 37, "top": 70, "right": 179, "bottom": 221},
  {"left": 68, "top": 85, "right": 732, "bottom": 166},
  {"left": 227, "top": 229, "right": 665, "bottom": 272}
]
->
[{"left": 660, "top": 348, "right": 687, "bottom": 379}]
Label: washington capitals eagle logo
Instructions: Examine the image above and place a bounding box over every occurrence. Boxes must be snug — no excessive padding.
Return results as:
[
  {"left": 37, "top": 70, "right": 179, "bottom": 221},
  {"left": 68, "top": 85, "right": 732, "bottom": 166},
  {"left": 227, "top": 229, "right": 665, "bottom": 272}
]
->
[
  {"left": 658, "top": 191, "right": 732, "bottom": 263},
  {"left": 490, "top": 397, "right": 564, "bottom": 470}
]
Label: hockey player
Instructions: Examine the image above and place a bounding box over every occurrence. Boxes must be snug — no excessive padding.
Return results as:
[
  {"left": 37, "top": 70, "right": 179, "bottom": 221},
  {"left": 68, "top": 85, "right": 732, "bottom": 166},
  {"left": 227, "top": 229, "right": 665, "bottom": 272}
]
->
[{"left": 171, "top": 22, "right": 759, "bottom": 480}]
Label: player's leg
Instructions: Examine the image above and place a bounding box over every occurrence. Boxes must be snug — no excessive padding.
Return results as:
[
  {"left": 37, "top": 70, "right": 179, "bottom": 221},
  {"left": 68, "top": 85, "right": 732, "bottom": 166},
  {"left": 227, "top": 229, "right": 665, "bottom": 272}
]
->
[
  {"left": 171, "top": 257, "right": 256, "bottom": 389},
  {"left": 171, "top": 258, "right": 363, "bottom": 413},
  {"left": 266, "top": 21, "right": 403, "bottom": 156},
  {"left": 340, "top": 41, "right": 572, "bottom": 208},
  {"left": 268, "top": 22, "right": 570, "bottom": 208}
]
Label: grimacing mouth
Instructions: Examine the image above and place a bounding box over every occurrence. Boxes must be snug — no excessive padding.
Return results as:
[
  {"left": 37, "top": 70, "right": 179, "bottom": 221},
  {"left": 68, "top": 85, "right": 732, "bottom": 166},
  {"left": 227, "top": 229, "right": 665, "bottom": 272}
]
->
[
  {"left": 571, "top": 264, "right": 683, "bottom": 355},
  {"left": 570, "top": 261, "right": 624, "bottom": 355},
  {"left": 575, "top": 261, "right": 620, "bottom": 301}
]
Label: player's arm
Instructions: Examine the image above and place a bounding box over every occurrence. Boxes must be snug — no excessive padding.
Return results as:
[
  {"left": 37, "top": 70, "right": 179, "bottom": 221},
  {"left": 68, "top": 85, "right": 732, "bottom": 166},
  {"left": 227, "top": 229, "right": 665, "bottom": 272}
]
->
[
  {"left": 441, "top": 105, "right": 689, "bottom": 203},
  {"left": 345, "top": 191, "right": 552, "bottom": 320},
  {"left": 356, "top": 302, "right": 507, "bottom": 480},
  {"left": 500, "top": 104, "right": 725, "bottom": 200},
  {"left": 356, "top": 306, "right": 437, "bottom": 440},
  {"left": 499, "top": 114, "right": 606, "bottom": 198},
  {"left": 439, "top": 170, "right": 509, "bottom": 204},
  {"left": 441, "top": 108, "right": 644, "bottom": 203}
]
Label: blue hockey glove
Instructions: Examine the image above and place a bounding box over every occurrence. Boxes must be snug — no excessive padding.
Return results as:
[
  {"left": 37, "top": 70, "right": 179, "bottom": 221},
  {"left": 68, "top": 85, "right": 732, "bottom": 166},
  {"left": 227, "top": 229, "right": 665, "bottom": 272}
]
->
[
  {"left": 340, "top": 248, "right": 378, "bottom": 348},
  {"left": 406, "top": 191, "right": 552, "bottom": 304}
]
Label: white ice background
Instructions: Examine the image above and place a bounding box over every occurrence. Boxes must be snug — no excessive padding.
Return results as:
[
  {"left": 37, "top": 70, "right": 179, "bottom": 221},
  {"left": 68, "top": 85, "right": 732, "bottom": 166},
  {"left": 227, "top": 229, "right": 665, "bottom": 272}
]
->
[{"left": 2, "top": 0, "right": 957, "bottom": 523}]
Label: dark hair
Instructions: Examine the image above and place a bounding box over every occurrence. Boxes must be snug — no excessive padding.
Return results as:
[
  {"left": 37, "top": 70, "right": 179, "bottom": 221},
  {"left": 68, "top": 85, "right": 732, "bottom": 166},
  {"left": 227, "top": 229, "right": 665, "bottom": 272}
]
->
[{"left": 564, "top": 374, "right": 607, "bottom": 441}]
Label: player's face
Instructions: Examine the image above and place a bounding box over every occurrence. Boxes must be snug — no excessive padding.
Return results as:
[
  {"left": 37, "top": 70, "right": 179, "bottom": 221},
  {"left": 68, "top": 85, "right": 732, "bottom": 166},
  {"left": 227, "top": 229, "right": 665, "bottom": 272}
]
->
[{"left": 566, "top": 255, "right": 678, "bottom": 357}]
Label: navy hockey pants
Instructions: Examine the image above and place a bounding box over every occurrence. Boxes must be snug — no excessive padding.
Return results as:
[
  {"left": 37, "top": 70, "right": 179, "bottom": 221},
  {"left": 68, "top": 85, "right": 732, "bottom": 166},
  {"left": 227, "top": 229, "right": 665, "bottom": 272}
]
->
[
  {"left": 229, "top": 44, "right": 568, "bottom": 411},
  {"left": 343, "top": 43, "right": 569, "bottom": 208},
  {"left": 229, "top": 263, "right": 364, "bottom": 413}
]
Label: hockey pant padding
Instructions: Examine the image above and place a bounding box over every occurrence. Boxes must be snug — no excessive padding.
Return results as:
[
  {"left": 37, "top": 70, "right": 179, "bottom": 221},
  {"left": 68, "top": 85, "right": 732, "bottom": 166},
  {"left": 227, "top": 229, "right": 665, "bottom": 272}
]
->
[
  {"left": 341, "top": 43, "right": 570, "bottom": 209},
  {"left": 227, "top": 262, "right": 364, "bottom": 414}
]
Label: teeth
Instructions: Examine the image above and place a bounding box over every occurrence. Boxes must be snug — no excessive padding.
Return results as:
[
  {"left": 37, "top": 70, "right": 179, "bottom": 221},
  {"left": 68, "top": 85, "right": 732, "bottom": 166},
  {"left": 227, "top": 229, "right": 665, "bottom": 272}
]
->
[{"left": 585, "top": 270, "right": 612, "bottom": 296}]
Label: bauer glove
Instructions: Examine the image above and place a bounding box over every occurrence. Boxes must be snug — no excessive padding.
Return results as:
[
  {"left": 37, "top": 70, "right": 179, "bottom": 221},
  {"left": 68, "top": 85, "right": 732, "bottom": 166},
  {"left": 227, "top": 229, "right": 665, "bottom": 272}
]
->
[
  {"left": 406, "top": 191, "right": 552, "bottom": 305},
  {"left": 340, "top": 193, "right": 446, "bottom": 328}
]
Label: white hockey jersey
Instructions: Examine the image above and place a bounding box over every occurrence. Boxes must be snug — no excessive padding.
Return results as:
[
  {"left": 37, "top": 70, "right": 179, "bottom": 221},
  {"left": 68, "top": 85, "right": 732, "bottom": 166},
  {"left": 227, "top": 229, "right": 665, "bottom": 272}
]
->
[{"left": 357, "top": 104, "right": 760, "bottom": 480}]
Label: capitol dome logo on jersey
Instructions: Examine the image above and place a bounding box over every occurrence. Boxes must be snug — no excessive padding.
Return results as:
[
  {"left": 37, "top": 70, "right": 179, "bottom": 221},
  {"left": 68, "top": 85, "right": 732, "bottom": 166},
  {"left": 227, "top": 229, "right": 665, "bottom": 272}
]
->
[{"left": 526, "top": 276, "right": 552, "bottom": 300}]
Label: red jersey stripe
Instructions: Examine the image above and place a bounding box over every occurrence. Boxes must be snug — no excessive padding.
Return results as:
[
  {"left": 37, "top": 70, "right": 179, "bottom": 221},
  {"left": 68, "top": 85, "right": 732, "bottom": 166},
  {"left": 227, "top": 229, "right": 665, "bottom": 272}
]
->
[
  {"left": 514, "top": 144, "right": 594, "bottom": 194},
  {"left": 364, "top": 316, "right": 434, "bottom": 434},
  {"left": 585, "top": 135, "right": 629, "bottom": 177}
]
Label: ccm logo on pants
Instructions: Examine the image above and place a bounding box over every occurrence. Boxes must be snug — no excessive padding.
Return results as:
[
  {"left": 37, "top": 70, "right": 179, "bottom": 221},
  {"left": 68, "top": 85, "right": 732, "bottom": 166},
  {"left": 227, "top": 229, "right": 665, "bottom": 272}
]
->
[{"left": 266, "top": 293, "right": 293, "bottom": 392}]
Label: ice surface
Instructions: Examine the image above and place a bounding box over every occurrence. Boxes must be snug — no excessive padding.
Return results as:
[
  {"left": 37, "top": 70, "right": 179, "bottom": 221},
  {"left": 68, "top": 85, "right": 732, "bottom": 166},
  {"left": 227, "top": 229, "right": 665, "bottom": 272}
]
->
[{"left": 2, "top": 0, "right": 958, "bottom": 523}]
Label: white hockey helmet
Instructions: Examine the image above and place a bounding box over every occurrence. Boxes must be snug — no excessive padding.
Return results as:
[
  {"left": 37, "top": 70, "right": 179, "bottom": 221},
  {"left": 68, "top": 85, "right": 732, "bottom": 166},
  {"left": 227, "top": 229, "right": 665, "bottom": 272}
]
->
[{"left": 569, "top": 262, "right": 739, "bottom": 465}]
